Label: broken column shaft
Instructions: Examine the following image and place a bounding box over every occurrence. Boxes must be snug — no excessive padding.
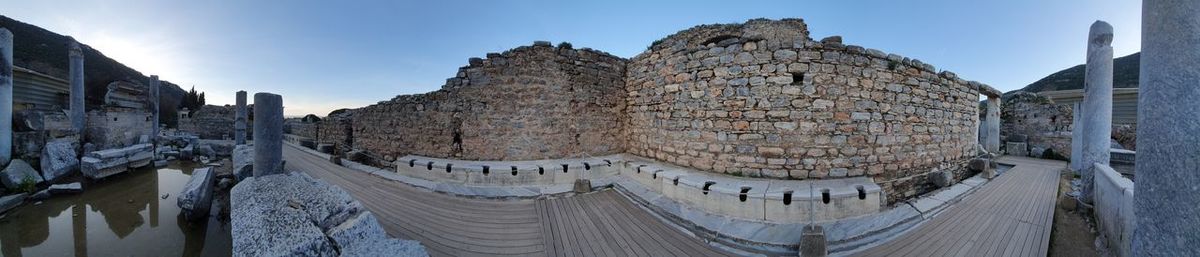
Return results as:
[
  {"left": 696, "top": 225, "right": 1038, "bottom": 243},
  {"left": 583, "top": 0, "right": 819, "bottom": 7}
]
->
[
  {"left": 0, "top": 28, "right": 12, "bottom": 165},
  {"left": 235, "top": 90, "right": 247, "bottom": 145},
  {"left": 253, "top": 93, "right": 283, "bottom": 177},
  {"left": 1079, "top": 21, "right": 1114, "bottom": 203},
  {"left": 150, "top": 75, "right": 160, "bottom": 141}
]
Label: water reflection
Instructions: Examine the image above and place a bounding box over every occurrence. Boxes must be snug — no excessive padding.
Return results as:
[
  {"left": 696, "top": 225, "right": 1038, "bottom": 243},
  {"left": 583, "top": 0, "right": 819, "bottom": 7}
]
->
[{"left": 0, "top": 161, "right": 231, "bottom": 257}]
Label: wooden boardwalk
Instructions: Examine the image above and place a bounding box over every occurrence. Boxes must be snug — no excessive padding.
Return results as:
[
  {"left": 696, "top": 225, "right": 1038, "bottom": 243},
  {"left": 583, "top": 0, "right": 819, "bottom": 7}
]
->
[
  {"left": 282, "top": 145, "right": 733, "bottom": 257},
  {"left": 853, "top": 156, "right": 1065, "bottom": 257}
]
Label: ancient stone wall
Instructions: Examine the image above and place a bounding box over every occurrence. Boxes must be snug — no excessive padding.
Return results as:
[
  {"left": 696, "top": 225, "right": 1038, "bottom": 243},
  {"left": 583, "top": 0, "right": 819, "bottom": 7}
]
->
[
  {"left": 179, "top": 105, "right": 252, "bottom": 140},
  {"left": 1000, "top": 92, "right": 1073, "bottom": 158},
  {"left": 316, "top": 109, "right": 353, "bottom": 151},
  {"left": 85, "top": 107, "right": 152, "bottom": 149},
  {"left": 624, "top": 19, "right": 983, "bottom": 201},
  {"left": 352, "top": 43, "right": 627, "bottom": 162}
]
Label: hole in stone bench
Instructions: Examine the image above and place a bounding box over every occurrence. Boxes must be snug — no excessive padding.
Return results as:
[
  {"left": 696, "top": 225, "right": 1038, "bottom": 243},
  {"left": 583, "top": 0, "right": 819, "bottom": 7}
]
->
[
  {"left": 821, "top": 189, "right": 831, "bottom": 204},
  {"left": 538, "top": 166, "right": 544, "bottom": 175},
  {"left": 604, "top": 160, "right": 612, "bottom": 166},
  {"left": 445, "top": 163, "right": 452, "bottom": 173},
  {"left": 409, "top": 159, "right": 415, "bottom": 167},
  {"left": 562, "top": 164, "right": 569, "bottom": 173},
  {"left": 511, "top": 166, "right": 518, "bottom": 176},
  {"left": 783, "top": 190, "right": 794, "bottom": 205},
  {"left": 856, "top": 185, "right": 866, "bottom": 200},
  {"left": 482, "top": 165, "right": 490, "bottom": 176},
  {"left": 653, "top": 170, "right": 663, "bottom": 179},
  {"left": 637, "top": 165, "right": 645, "bottom": 173},
  {"left": 427, "top": 161, "right": 433, "bottom": 171},
  {"left": 673, "top": 177, "right": 679, "bottom": 186},
  {"left": 584, "top": 162, "right": 591, "bottom": 170},
  {"left": 739, "top": 187, "right": 751, "bottom": 202},
  {"left": 703, "top": 181, "right": 716, "bottom": 195}
]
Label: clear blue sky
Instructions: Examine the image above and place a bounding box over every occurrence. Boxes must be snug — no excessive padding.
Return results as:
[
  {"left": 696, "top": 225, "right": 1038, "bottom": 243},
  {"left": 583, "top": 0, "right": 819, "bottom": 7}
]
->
[{"left": 5, "top": 0, "right": 1141, "bottom": 116}]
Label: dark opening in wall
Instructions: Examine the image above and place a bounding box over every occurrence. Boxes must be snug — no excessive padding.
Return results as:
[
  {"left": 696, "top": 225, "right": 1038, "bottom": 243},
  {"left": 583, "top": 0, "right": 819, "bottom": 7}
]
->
[
  {"left": 703, "top": 181, "right": 716, "bottom": 195},
  {"left": 482, "top": 165, "right": 490, "bottom": 175},
  {"left": 701, "top": 35, "right": 740, "bottom": 46},
  {"left": 409, "top": 160, "right": 415, "bottom": 167},
  {"left": 604, "top": 160, "right": 612, "bottom": 166},
  {"left": 538, "top": 166, "right": 544, "bottom": 175},
  {"left": 426, "top": 161, "right": 433, "bottom": 171},
  {"left": 821, "top": 189, "right": 831, "bottom": 204},
  {"left": 445, "top": 163, "right": 452, "bottom": 173},
  {"left": 856, "top": 185, "right": 867, "bottom": 200},
  {"left": 652, "top": 170, "right": 662, "bottom": 179},
  {"left": 561, "top": 164, "right": 569, "bottom": 173},
  {"left": 783, "top": 191, "right": 794, "bottom": 205},
  {"left": 584, "top": 162, "right": 591, "bottom": 170},
  {"left": 739, "top": 187, "right": 751, "bottom": 202},
  {"left": 511, "top": 166, "right": 518, "bottom": 176},
  {"left": 792, "top": 73, "right": 805, "bottom": 85},
  {"left": 113, "top": 117, "right": 118, "bottom": 121},
  {"left": 673, "top": 177, "right": 679, "bottom": 186}
]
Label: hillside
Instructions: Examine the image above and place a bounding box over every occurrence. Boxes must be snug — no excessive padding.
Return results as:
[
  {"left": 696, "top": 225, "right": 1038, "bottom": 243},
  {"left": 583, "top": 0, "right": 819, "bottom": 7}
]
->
[
  {"left": 1, "top": 15, "right": 197, "bottom": 126},
  {"left": 1015, "top": 52, "right": 1140, "bottom": 93}
]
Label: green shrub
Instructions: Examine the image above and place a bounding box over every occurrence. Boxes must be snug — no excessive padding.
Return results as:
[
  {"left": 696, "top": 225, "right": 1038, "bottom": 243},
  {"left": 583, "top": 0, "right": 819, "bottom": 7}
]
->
[{"left": 18, "top": 175, "right": 37, "bottom": 193}]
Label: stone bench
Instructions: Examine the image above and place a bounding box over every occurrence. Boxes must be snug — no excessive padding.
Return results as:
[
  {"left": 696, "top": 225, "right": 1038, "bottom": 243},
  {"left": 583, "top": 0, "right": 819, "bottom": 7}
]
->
[
  {"left": 395, "top": 155, "right": 621, "bottom": 187},
  {"left": 622, "top": 156, "right": 882, "bottom": 222}
]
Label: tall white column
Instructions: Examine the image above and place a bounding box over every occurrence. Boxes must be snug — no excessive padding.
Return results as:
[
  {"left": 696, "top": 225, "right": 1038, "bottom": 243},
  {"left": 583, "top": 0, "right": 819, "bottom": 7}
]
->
[
  {"left": 69, "top": 39, "right": 85, "bottom": 142},
  {"left": 984, "top": 95, "right": 1000, "bottom": 153},
  {"left": 1079, "top": 21, "right": 1113, "bottom": 203},
  {"left": 1133, "top": 1, "right": 1200, "bottom": 254},
  {"left": 0, "top": 28, "right": 13, "bottom": 165}
]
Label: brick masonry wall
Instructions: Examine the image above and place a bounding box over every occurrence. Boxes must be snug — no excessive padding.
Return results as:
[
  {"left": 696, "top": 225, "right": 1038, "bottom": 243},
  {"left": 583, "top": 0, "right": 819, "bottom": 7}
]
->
[
  {"left": 352, "top": 44, "right": 627, "bottom": 162},
  {"left": 85, "top": 107, "right": 152, "bottom": 149},
  {"left": 624, "top": 19, "right": 984, "bottom": 201}
]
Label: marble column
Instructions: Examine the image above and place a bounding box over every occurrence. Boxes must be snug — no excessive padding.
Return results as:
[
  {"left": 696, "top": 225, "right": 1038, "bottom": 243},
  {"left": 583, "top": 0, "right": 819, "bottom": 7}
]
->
[
  {"left": 0, "top": 28, "right": 12, "bottom": 165},
  {"left": 1079, "top": 21, "right": 1113, "bottom": 203},
  {"left": 1069, "top": 102, "right": 1084, "bottom": 172},
  {"left": 252, "top": 93, "right": 283, "bottom": 177},
  {"left": 149, "top": 75, "right": 160, "bottom": 141},
  {"left": 235, "top": 91, "right": 247, "bottom": 145},
  {"left": 984, "top": 95, "right": 1000, "bottom": 153},
  {"left": 69, "top": 39, "right": 85, "bottom": 142},
  {"left": 1133, "top": 0, "right": 1200, "bottom": 254}
]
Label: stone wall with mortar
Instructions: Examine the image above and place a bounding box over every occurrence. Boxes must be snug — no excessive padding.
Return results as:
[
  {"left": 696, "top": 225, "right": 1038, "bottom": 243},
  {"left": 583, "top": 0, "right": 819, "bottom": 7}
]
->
[
  {"left": 624, "top": 19, "right": 985, "bottom": 201},
  {"left": 85, "top": 107, "right": 153, "bottom": 149},
  {"left": 179, "top": 105, "right": 252, "bottom": 140},
  {"left": 316, "top": 109, "right": 353, "bottom": 151},
  {"left": 1000, "top": 92, "right": 1073, "bottom": 158},
  {"left": 352, "top": 43, "right": 627, "bottom": 162}
]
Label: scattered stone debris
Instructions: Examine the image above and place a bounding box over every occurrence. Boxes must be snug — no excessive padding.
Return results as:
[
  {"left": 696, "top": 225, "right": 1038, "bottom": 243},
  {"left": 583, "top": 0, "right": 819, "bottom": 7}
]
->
[
  {"left": 231, "top": 172, "right": 427, "bottom": 256},
  {"left": 81, "top": 143, "right": 153, "bottom": 179},
  {"left": 233, "top": 145, "right": 254, "bottom": 181},
  {"left": 40, "top": 139, "right": 79, "bottom": 182},
  {"left": 48, "top": 182, "right": 82, "bottom": 194},
  {"left": 0, "top": 193, "right": 28, "bottom": 214}
]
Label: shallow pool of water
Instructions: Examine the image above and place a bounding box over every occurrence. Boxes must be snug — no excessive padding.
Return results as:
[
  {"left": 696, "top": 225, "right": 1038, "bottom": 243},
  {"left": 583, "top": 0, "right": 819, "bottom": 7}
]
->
[{"left": 0, "top": 162, "right": 231, "bottom": 257}]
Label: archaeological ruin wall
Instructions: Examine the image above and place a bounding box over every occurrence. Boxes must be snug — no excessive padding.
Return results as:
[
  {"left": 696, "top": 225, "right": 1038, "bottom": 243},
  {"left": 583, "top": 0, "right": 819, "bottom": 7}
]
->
[
  {"left": 329, "top": 18, "right": 994, "bottom": 202},
  {"left": 624, "top": 19, "right": 984, "bottom": 201},
  {"left": 179, "top": 105, "right": 252, "bottom": 140},
  {"left": 352, "top": 43, "right": 627, "bottom": 161},
  {"left": 316, "top": 109, "right": 353, "bottom": 151}
]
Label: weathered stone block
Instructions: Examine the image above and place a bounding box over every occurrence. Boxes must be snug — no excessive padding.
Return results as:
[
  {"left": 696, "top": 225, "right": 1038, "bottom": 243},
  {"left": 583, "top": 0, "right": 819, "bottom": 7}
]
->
[
  {"left": 928, "top": 170, "right": 953, "bottom": 188},
  {"left": 178, "top": 167, "right": 215, "bottom": 221},
  {"left": 233, "top": 144, "right": 253, "bottom": 181},
  {"left": 1, "top": 159, "right": 43, "bottom": 189},
  {"left": 0, "top": 193, "right": 27, "bottom": 214},
  {"left": 799, "top": 224, "right": 827, "bottom": 257},
  {"left": 1007, "top": 142, "right": 1028, "bottom": 157},
  {"left": 40, "top": 139, "right": 78, "bottom": 182},
  {"left": 48, "top": 182, "right": 82, "bottom": 194}
]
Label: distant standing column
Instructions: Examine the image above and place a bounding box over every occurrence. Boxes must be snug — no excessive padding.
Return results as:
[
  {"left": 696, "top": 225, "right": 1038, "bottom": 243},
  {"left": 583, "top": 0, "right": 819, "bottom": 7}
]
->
[
  {"left": 252, "top": 93, "right": 283, "bottom": 177},
  {"left": 149, "top": 75, "right": 160, "bottom": 141},
  {"left": 1079, "top": 21, "right": 1113, "bottom": 204},
  {"left": 69, "top": 39, "right": 85, "bottom": 142},
  {"left": 0, "top": 28, "right": 12, "bottom": 165},
  {"left": 235, "top": 91, "right": 247, "bottom": 145},
  {"left": 1069, "top": 102, "right": 1084, "bottom": 172},
  {"left": 1133, "top": 0, "right": 1200, "bottom": 254},
  {"left": 984, "top": 95, "right": 1000, "bottom": 153}
]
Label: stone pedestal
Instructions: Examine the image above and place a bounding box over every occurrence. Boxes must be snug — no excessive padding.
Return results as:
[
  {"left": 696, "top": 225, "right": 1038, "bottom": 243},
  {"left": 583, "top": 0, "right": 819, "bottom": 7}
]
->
[
  {"left": 799, "top": 225, "right": 827, "bottom": 257},
  {"left": 0, "top": 28, "right": 12, "bottom": 165},
  {"left": 573, "top": 179, "right": 591, "bottom": 193},
  {"left": 984, "top": 96, "right": 1001, "bottom": 153},
  {"left": 150, "top": 75, "right": 160, "bottom": 141},
  {"left": 235, "top": 90, "right": 247, "bottom": 145},
  {"left": 69, "top": 40, "right": 85, "bottom": 142},
  {"left": 253, "top": 93, "right": 283, "bottom": 177},
  {"left": 1133, "top": 0, "right": 1200, "bottom": 255},
  {"left": 1080, "top": 21, "right": 1114, "bottom": 204}
]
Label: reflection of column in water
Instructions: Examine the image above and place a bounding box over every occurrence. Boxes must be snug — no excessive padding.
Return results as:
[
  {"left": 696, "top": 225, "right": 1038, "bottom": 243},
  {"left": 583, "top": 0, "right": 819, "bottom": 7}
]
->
[
  {"left": 150, "top": 166, "right": 159, "bottom": 228},
  {"left": 72, "top": 203, "right": 88, "bottom": 257}
]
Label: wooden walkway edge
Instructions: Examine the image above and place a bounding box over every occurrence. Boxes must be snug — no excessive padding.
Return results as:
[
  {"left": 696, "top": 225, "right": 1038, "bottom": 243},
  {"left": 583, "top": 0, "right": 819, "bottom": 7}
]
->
[{"left": 852, "top": 156, "right": 1064, "bottom": 257}]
